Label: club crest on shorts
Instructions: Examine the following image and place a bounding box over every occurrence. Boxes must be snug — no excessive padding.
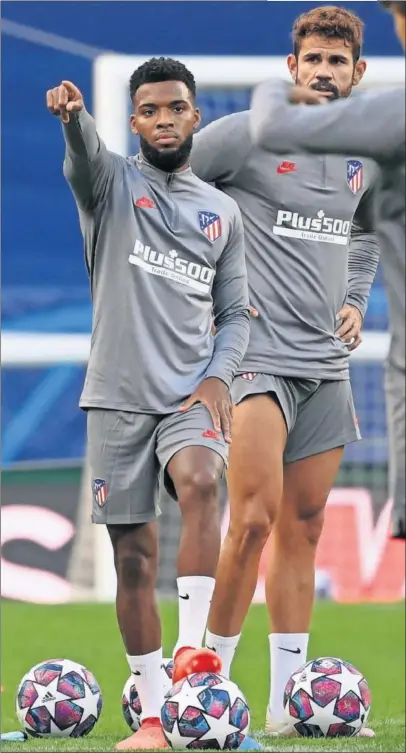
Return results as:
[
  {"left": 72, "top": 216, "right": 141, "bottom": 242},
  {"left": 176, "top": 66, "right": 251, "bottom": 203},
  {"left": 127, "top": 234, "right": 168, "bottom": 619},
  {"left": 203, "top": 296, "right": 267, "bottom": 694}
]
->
[
  {"left": 347, "top": 160, "right": 364, "bottom": 195},
  {"left": 241, "top": 372, "right": 257, "bottom": 381},
  {"left": 93, "top": 478, "right": 108, "bottom": 506},
  {"left": 199, "top": 211, "right": 222, "bottom": 242}
]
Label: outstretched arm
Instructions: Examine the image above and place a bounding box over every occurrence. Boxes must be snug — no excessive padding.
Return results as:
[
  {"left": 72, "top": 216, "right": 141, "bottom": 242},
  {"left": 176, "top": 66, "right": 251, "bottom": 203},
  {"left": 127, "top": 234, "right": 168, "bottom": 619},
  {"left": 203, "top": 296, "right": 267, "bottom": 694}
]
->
[
  {"left": 250, "top": 79, "right": 405, "bottom": 162},
  {"left": 47, "top": 80, "right": 116, "bottom": 209}
]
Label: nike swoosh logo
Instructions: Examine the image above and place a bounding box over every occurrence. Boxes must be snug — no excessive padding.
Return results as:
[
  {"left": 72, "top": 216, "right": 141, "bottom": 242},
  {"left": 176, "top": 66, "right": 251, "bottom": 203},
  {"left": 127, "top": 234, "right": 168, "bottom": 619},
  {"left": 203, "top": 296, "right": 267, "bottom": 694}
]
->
[
  {"left": 278, "top": 647, "right": 301, "bottom": 654},
  {"left": 277, "top": 167, "right": 296, "bottom": 174},
  {"left": 133, "top": 670, "right": 141, "bottom": 675},
  {"left": 206, "top": 646, "right": 216, "bottom": 652},
  {"left": 179, "top": 594, "right": 190, "bottom": 600}
]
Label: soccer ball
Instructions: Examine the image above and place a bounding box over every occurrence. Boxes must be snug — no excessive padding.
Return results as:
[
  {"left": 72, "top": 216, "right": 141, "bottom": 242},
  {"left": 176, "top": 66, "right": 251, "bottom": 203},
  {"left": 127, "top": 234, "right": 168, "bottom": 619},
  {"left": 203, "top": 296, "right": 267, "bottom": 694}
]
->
[
  {"left": 122, "top": 658, "right": 174, "bottom": 731},
  {"left": 161, "top": 672, "right": 250, "bottom": 749},
  {"left": 283, "top": 657, "right": 371, "bottom": 737},
  {"left": 16, "top": 658, "right": 102, "bottom": 738}
]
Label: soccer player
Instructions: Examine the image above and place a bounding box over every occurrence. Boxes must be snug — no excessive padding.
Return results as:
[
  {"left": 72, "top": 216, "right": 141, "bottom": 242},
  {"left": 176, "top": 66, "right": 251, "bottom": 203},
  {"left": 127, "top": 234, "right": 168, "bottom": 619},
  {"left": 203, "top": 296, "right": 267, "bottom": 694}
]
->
[
  {"left": 189, "top": 6, "right": 379, "bottom": 737},
  {"left": 250, "top": 0, "right": 405, "bottom": 542},
  {"left": 46, "top": 57, "right": 250, "bottom": 751}
]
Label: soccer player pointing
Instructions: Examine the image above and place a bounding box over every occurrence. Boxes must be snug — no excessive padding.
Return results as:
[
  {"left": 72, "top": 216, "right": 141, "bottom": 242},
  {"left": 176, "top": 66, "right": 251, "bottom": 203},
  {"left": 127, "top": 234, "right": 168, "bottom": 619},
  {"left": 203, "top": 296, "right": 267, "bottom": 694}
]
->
[{"left": 47, "top": 58, "right": 250, "bottom": 751}]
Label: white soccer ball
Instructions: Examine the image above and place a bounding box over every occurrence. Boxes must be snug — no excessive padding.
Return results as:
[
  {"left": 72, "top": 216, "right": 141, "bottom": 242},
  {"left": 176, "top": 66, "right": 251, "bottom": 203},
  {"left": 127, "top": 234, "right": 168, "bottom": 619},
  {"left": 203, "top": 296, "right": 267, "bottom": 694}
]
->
[
  {"left": 16, "top": 658, "right": 102, "bottom": 738},
  {"left": 122, "top": 658, "right": 174, "bottom": 731},
  {"left": 161, "top": 672, "right": 250, "bottom": 750},
  {"left": 283, "top": 657, "right": 371, "bottom": 737}
]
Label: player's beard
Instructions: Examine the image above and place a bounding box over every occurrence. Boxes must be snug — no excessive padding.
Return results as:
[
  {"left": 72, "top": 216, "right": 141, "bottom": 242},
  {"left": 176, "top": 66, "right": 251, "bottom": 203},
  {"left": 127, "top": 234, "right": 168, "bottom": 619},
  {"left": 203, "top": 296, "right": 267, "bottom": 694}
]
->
[
  {"left": 309, "top": 80, "right": 341, "bottom": 101},
  {"left": 296, "top": 74, "right": 342, "bottom": 101},
  {"left": 140, "top": 133, "right": 194, "bottom": 172}
]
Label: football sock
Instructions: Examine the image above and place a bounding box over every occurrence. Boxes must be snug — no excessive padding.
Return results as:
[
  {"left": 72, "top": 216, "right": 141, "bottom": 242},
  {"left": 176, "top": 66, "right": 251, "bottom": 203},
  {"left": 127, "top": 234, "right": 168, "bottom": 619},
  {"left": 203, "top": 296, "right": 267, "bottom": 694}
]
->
[
  {"left": 269, "top": 633, "right": 309, "bottom": 720},
  {"left": 126, "top": 647, "right": 163, "bottom": 721},
  {"left": 205, "top": 630, "right": 241, "bottom": 679},
  {"left": 173, "top": 576, "right": 215, "bottom": 656}
]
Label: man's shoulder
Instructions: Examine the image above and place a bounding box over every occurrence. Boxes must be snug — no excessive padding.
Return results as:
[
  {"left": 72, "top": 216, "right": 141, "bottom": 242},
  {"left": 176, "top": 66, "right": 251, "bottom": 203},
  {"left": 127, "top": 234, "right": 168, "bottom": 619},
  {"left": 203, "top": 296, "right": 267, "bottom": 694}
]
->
[{"left": 197, "top": 110, "right": 250, "bottom": 140}]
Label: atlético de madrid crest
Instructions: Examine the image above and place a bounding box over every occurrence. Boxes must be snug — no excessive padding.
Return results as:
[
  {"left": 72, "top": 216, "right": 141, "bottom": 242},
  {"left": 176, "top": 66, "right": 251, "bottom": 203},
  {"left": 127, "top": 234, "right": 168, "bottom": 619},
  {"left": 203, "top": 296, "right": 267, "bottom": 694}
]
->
[
  {"left": 347, "top": 160, "right": 364, "bottom": 195},
  {"left": 199, "top": 211, "right": 222, "bottom": 242}
]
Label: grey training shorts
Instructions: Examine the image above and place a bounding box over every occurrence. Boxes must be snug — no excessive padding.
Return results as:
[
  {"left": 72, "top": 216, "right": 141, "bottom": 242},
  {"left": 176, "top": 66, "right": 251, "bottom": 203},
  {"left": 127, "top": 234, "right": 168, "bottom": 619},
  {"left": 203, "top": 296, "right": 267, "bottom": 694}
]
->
[
  {"left": 87, "top": 405, "right": 228, "bottom": 525},
  {"left": 231, "top": 373, "right": 361, "bottom": 464}
]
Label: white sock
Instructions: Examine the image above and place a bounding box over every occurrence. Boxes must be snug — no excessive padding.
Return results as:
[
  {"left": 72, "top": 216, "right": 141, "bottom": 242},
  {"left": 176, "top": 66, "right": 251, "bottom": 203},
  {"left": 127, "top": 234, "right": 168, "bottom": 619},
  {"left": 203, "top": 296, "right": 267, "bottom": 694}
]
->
[
  {"left": 269, "top": 633, "right": 309, "bottom": 721},
  {"left": 205, "top": 630, "right": 241, "bottom": 679},
  {"left": 173, "top": 576, "right": 215, "bottom": 656},
  {"left": 126, "top": 647, "right": 163, "bottom": 721}
]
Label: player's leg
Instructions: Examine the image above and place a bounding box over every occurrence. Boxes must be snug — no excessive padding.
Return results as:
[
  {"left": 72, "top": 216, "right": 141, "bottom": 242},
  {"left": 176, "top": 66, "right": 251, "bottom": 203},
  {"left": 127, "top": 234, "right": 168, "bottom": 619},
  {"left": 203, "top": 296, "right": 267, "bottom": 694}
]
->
[
  {"left": 157, "top": 405, "right": 227, "bottom": 657},
  {"left": 385, "top": 362, "right": 406, "bottom": 539},
  {"left": 264, "top": 380, "right": 359, "bottom": 733},
  {"left": 87, "top": 409, "right": 167, "bottom": 750},
  {"left": 205, "top": 375, "right": 293, "bottom": 677}
]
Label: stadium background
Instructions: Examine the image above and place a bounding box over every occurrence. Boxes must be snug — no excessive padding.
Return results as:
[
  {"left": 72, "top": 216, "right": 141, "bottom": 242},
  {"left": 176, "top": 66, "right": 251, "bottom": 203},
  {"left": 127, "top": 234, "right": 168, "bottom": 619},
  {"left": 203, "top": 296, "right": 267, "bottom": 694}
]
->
[{"left": 2, "top": 1, "right": 405, "bottom": 606}]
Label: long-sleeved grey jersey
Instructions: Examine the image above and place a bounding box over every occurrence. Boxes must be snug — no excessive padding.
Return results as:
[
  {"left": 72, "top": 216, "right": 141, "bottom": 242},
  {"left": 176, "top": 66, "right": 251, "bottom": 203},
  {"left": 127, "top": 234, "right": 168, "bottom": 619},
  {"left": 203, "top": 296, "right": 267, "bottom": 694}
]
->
[
  {"left": 62, "top": 109, "right": 250, "bottom": 413},
  {"left": 250, "top": 80, "right": 405, "bottom": 372},
  {"left": 191, "top": 110, "right": 380, "bottom": 380}
]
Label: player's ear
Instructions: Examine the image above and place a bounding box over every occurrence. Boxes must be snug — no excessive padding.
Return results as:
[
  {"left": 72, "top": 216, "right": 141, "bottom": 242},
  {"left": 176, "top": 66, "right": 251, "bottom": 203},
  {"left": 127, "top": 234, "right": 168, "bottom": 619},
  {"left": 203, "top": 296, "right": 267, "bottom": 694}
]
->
[
  {"left": 129, "top": 114, "right": 138, "bottom": 136},
  {"left": 287, "top": 54, "right": 298, "bottom": 83},
  {"left": 193, "top": 108, "right": 201, "bottom": 131},
  {"left": 352, "top": 59, "right": 367, "bottom": 87}
]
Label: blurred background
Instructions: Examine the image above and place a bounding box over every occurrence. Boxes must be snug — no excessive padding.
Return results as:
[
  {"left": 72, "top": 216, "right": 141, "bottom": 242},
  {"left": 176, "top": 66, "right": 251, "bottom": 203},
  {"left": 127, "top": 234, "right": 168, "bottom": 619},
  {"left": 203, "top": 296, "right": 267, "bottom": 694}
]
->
[{"left": 1, "top": 1, "right": 405, "bottom": 606}]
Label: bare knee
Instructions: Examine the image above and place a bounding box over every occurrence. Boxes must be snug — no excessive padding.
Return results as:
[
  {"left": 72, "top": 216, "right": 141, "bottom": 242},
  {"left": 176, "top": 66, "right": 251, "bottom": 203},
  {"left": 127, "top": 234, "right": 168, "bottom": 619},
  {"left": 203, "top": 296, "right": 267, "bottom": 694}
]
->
[
  {"left": 108, "top": 524, "right": 158, "bottom": 590},
  {"left": 278, "top": 495, "right": 326, "bottom": 549},
  {"left": 301, "top": 507, "right": 325, "bottom": 546},
  {"left": 174, "top": 467, "right": 223, "bottom": 526},
  {"left": 229, "top": 491, "right": 276, "bottom": 554}
]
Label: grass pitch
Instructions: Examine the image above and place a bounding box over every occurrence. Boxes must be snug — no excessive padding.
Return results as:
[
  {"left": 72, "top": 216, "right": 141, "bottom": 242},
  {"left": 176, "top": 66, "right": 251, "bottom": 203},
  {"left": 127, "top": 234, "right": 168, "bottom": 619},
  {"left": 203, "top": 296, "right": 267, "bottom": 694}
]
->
[{"left": 1, "top": 601, "right": 405, "bottom": 751}]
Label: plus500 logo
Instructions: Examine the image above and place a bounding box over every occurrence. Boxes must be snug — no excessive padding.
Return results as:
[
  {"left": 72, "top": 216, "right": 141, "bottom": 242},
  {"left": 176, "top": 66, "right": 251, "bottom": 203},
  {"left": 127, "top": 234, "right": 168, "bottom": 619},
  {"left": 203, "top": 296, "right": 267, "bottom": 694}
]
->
[
  {"left": 129, "top": 239, "right": 214, "bottom": 292},
  {"left": 274, "top": 209, "right": 351, "bottom": 245}
]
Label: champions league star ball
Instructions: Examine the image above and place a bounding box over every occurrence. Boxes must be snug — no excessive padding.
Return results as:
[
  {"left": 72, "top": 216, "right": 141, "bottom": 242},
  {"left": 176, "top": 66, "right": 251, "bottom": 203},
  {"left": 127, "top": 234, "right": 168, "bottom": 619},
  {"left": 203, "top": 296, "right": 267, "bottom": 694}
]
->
[
  {"left": 122, "top": 658, "right": 174, "bottom": 731},
  {"left": 283, "top": 657, "right": 371, "bottom": 738},
  {"left": 161, "top": 672, "right": 250, "bottom": 750},
  {"left": 16, "top": 659, "right": 102, "bottom": 738}
]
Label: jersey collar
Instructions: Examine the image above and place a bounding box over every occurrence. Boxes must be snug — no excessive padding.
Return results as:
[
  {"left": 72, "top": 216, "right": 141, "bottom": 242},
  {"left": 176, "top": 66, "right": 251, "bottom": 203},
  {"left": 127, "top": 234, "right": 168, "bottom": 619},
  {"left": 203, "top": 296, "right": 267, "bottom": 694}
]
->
[{"left": 134, "top": 153, "right": 193, "bottom": 184}]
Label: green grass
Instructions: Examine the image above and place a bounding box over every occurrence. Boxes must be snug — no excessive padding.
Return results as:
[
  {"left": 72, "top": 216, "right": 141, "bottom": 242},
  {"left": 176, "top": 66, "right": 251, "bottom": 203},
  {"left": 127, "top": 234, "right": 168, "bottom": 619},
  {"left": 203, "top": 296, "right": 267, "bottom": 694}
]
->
[{"left": 1, "top": 601, "right": 405, "bottom": 751}]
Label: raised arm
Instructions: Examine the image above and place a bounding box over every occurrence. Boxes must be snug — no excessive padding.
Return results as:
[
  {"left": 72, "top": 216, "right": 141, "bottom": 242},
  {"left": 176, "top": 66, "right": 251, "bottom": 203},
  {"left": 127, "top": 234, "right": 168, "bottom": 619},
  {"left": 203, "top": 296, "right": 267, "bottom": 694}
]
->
[
  {"left": 46, "top": 80, "right": 115, "bottom": 209},
  {"left": 250, "top": 79, "right": 406, "bottom": 163},
  {"left": 190, "top": 112, "right": 251, "bottom": 185}
]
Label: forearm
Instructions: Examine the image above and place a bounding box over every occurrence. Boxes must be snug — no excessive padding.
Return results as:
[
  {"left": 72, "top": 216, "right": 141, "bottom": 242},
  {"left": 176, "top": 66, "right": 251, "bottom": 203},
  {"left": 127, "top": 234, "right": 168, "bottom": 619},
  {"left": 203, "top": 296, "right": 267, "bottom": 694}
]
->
[
  {"left": 347, "top": 236, "right": 380, "bottom": 317},
  {"left": 62, "top": 109, "right": 101, "bottom": 163},
  {"left": 205, "top": 310, "right": 250, "bottom": 387},
  {"left": 250, "top": 79, "right": 405, "bottom": 161}
]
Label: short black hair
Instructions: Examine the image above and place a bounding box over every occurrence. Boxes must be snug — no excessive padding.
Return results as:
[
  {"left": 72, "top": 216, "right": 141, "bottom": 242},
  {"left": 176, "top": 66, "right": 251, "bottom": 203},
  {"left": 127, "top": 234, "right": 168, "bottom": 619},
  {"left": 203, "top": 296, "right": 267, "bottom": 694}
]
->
[
  {"left": 129, "top": 57, "right": 196, "bottom": 101},
  {"left": 379, "top": 1, "right": 406, "bottom": 16}
]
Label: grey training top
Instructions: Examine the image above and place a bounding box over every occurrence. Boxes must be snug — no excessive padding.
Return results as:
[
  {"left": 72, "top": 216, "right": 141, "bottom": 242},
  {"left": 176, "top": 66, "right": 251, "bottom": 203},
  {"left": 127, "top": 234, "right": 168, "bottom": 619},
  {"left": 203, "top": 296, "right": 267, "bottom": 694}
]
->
[
  {"left": 191, "top": 110, "right": 380, "bottom": 380},
  {"left": 250, "top": 80, "right": 405, "bottom": 372},
  {"left": 62, "top": 109, "right": 250, "bottom": 413}
]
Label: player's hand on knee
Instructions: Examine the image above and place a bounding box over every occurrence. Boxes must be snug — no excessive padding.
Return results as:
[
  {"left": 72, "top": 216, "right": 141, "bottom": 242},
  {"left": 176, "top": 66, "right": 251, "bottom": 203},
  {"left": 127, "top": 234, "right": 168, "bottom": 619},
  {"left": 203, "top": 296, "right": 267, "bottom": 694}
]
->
[
  {"left": 336, "top": 303, "right": 363, "bottom": 351},
  {"left": 179, "top": 377, "right": 233, "bottom": 444},
  {"left": 46, "top": 81, "right": 84, "bottom": 124}
]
